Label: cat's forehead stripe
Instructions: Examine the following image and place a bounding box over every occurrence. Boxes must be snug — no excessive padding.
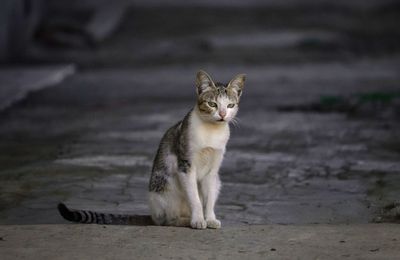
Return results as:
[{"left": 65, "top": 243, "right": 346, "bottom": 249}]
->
[
  {"left": 217, "top": 87, "right": 226, "bottom": 95},
  {"left": 214, "top": 83, "right": 227, "bottom": 96}
]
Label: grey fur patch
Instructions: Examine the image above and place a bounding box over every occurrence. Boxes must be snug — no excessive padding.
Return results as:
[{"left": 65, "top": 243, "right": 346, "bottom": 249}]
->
[
  {"left": 148, "top": 174, "right": 168, "bottom": 192},
  {"left": 148, "top": 110, "right": 192, "bottom": 192},
  {"left": 178, "top": 159, "right": 191, "bottom": 173}
]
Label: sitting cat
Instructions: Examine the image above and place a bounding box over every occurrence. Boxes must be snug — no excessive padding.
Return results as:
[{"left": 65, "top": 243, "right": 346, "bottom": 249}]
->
[{"left": 58, "top": 70, "right": 246, "bottom": 229}]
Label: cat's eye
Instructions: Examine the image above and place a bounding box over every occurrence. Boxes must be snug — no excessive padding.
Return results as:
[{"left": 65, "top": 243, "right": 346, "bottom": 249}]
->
[
  {"left": 208, "top": 102, "right": 217, "bottom": 108},
  {"left": 227, "top": 103, "right": 235, "bottom": 108}
]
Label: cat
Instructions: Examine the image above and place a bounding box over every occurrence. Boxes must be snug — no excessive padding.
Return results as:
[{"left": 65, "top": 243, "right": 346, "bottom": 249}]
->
[{"left": 58, "top": 70, "right": 246, "bottom": 229}]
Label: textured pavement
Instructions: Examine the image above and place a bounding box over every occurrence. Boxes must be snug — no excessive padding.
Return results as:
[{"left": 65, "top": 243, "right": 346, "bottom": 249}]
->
[
  {"left": 0, "top": 0, "right": 399, "bottom": 242},
  {"left": 0, "top": 62, "right": 399, "bottom": 226},
  {"left": 0, "top": 65, "right": 75, "bottom": 111},
  {"left": 1, "top": 224, "right": 399, "bottom": 259}
]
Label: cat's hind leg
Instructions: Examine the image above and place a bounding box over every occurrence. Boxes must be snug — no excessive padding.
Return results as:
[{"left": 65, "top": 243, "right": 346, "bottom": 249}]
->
[
  {"left": 163, "top": 185, "right": 191, "bottom": 227},
  {"left": 149, "top": 191, "right": 167, "bottom": 225},
  {"left": 149, "top": 188, "right": 190, "bottom": 227},
  {"left": 165, "top": 216, "right": 190, "bottom": 227}
]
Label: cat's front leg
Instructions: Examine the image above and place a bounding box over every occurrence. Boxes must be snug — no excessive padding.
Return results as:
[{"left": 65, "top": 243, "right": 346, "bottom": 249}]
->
[
  {"left": 200, "top": 151, "right": 223, "bottom": 229},
  {"left": 178, "top": 166, "right": 207, "bottom": 229},
  {"left": 201, "top": 173, "right": 221, "bottom": 229}
]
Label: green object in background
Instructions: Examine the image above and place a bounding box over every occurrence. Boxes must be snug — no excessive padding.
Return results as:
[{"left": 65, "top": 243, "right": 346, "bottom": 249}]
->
[
  {"left": 319, "top": 95, "right": 346, "bottom": 106},
  {"left": 320, "top": 92, "right": 400, "bottom": 106},
  {"left": 357, "top": 92, "right": 400, "bottom": 103}
]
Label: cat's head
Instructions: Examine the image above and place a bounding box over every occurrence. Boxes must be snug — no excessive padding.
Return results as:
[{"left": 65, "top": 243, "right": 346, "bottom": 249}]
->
[{"left": 195, "top": 70, "right": 245, "bottom": 124}]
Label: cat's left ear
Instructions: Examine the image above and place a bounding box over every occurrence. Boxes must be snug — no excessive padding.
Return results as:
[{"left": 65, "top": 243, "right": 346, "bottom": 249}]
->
[{"left": 227, "top": 74, "right": 246, "bottom": 97}]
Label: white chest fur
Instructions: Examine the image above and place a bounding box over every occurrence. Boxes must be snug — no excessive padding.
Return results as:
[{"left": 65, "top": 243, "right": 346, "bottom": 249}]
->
[
  {"left": 189, "top": 110, "right": 229, "bottom": 179},
  {"left": 189, "top": 110, "right": 230, "bottom": 151}
]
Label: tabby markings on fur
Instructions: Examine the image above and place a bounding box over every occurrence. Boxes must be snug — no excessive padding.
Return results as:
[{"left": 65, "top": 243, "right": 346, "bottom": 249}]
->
[{"left": 58, "top": 70, "right": 246, "bottom": 229}]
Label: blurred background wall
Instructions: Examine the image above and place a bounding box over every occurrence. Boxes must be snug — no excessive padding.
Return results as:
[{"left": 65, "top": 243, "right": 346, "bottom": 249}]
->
[{"left": 1, "top": 0, "right": 399, "bottom": 66}]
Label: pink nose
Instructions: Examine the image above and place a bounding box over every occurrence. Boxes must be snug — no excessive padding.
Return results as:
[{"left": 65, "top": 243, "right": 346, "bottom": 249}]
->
[{"left": 219, "top": 110, "right": 226, "bottom": 119}]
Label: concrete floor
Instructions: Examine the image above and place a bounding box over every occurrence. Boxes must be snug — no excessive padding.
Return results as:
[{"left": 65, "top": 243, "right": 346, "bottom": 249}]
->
[
  {"left": 0, "top": 1, "right": 399, "bottom": 258},
  {"left": 0, "top": 65, "right": 75, "bottom": 111},
  {"left": 0, "top": 61, "right": 399, "bottom": 226},
  {"left": 1, "top": 224, "right": 399, "bottom": 259}
]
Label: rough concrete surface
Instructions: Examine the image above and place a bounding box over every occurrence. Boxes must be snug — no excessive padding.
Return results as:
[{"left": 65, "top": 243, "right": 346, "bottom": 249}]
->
[
  {"left": 0, "top": 1, "right": 400, "bottom": 259},
  {"left": 0, "top": 65, "right": 75, "bottom": 111},
  {"left": 0, "top": 62, "right": 399, "bottom": 226},
  {"left": 1, "top": 224, "right": 399, "bottom": 259}
]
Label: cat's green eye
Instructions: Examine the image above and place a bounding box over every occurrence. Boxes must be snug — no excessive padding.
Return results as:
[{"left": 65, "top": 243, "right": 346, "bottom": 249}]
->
[
  {"left": 227, "top": 103, "right": 235, "bottom": 108},
  {"left": 208, "top": 102, "right": 217, "bottom": 108}
]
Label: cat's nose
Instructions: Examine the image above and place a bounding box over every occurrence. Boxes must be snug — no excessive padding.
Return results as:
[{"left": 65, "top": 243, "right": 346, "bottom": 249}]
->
[{"left": 219, "top": 110, "right": 226, "bottom": 119}]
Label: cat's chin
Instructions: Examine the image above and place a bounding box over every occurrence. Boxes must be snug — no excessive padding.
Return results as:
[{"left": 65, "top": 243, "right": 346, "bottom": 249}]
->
[
  {"left": 202, "top": 118, "right": 228, "bottom": 124},
  {"left": 214, "top": 118, "right": 229, "bottom": 124},
  {"left": 197, "top": 114, "right": 227, "bottom": 124}
]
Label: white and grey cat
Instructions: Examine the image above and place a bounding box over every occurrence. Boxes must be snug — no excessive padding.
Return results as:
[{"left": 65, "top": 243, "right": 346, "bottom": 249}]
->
[{"left": 58, "top": 70, "right": 246, "bottom": 229}]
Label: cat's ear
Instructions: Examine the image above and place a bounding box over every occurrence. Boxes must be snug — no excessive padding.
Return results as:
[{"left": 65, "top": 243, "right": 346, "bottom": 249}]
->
[
  {"left": 227, "top": 74, "right": 246, "bottom": 97},
  {"left": 196, "top": 70, "right": 215, "bottom": 95}
]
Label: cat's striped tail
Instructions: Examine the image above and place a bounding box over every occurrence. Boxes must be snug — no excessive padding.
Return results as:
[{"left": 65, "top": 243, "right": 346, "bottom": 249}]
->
[{"left": 58, "top": 203, "right": 154, "bottom": 225}]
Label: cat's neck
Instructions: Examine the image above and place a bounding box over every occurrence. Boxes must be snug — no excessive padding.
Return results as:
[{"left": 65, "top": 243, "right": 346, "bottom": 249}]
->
[{"left": 191, "top": 105, "right": 230, "bottom": 150}]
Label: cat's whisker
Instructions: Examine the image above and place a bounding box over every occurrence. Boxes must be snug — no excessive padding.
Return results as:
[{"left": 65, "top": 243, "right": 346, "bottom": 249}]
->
[{"left": 230, "top": 117, "right": 240, "bottom": 128}]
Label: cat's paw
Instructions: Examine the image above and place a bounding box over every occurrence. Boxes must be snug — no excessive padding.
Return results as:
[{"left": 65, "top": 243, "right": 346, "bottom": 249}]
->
[
  {"left": 206, "top": 219, "right": 221, "bottom": 229},
  {"left": 190, "top": 218, "right": 207, "bottom": 229}
]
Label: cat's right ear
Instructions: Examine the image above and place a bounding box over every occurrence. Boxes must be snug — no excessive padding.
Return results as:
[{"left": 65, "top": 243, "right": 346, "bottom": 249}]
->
[{"left": 196, "top": 70, "right": 215, "bottom": 95}]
